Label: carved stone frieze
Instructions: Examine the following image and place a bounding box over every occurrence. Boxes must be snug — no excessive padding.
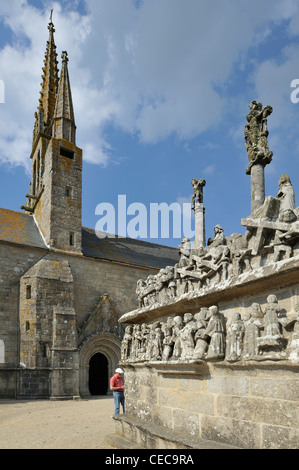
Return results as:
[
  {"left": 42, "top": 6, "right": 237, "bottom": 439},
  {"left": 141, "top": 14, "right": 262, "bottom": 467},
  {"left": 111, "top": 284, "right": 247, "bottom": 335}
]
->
[
  {"left": 121, "top": 298, "right": 299, "bottom": 364},
  {"left": 135, "top": 173, "right": 299, "bottom": 312}
]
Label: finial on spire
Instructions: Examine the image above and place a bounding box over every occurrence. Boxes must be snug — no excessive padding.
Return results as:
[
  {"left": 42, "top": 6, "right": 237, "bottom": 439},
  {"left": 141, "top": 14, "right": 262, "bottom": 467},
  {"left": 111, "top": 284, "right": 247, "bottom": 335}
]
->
[
  {"left": 48, "top": 9, "right": 55, "bottom": 32},
  {"left": 61, "top": 51, "right": 69, "bottom": 63}
]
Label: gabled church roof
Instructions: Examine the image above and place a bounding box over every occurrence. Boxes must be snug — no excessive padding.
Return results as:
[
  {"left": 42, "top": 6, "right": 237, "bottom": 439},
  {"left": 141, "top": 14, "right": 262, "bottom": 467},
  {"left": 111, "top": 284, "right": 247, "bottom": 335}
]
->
[
  {"left": 0, "top": 208, "right": 47, "bottom": 249},
  {"left": 0, "top": 208, "right": 178, "bottom": 269}
]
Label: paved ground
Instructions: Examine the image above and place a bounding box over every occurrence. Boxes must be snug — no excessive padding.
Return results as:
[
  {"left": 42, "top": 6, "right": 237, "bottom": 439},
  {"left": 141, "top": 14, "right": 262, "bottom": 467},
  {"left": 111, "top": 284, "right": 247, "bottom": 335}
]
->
[{"left": 0, "top": 396, "right": 117, "bottom": 449}]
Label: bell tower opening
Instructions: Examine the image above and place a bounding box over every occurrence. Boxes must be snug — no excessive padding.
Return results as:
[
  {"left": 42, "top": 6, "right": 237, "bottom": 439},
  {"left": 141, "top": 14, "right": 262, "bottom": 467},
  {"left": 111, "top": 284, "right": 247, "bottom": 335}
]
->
[{"left": 88, "top": 353, "right": 108, "bottom": 395}]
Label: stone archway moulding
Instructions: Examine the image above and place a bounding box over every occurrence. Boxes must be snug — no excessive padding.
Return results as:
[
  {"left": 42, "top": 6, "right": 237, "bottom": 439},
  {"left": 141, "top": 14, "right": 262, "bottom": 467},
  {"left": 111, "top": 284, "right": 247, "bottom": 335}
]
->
[{"left": 79, "top": 334, "right": 121, "bottom": 397}]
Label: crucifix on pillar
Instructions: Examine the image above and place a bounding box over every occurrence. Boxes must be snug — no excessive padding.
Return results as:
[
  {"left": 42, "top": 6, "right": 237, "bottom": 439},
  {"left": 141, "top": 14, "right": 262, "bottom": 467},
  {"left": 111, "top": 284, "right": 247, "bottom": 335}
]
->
[{"left": 244, "top": 100, "right": 273, "bottom": 214}]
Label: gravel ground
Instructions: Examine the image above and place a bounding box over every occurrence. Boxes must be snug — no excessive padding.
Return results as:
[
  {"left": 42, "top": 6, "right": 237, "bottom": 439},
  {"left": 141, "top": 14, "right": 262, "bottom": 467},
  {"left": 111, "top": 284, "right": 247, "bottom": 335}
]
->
[{"left": 0, "top": 396, "right": 117, "bottom": 449}]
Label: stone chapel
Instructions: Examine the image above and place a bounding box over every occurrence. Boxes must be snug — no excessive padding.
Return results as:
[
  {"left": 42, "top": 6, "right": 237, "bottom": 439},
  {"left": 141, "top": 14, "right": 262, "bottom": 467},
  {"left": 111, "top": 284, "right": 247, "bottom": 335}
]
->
[{"left": 0, "top": 19, "right": 178, "bottom": 399}]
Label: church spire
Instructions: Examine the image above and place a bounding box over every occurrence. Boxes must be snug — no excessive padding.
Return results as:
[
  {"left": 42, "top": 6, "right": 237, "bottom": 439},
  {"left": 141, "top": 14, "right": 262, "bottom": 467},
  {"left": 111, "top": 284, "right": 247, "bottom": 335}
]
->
[
  {"left": 23, "top": 14, "right": 83, "bottom": 254},
  {"left": 53, "top": 51, "right": 76, "bottom": 144},
  {"left": 33, "top": 16, "right": 59, "bottom": 145}
]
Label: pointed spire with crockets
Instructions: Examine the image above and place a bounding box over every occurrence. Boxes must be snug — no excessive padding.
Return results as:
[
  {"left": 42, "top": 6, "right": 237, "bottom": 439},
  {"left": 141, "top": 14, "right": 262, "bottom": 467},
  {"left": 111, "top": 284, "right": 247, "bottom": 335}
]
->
[
  {"left": 53, "top": 51, "right": 76, "bottom": 144},
  {"left": 32, "top": 16, "right": 59, "bottom": 146}
]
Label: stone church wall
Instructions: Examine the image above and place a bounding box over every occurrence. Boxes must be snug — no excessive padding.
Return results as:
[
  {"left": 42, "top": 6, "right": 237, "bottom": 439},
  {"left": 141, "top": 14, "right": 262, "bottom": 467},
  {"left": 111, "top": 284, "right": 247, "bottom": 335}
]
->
[
  {"left": 62, "top": 253, "right": 153, "bottom": 328},
  {"left": 0, "top": 240, "right": 158, "bottom": 398},
  {"left": 0, "top": 242, "right": 47, "bottom": 397}
]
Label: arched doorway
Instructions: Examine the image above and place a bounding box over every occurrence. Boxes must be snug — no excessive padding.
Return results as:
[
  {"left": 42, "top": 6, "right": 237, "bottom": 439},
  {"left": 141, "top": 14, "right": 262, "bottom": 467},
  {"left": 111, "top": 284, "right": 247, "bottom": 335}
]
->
[
  {"left": 79, "top": 334, "right": 122, "bottom": 397},
  {"left": 89, "top": 353, "right": 108, "bottom": 395}
]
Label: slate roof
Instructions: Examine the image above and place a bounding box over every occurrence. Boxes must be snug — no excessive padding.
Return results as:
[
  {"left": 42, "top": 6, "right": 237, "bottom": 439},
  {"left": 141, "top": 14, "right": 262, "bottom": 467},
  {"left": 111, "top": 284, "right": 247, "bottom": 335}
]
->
[
  {"left": 0, "top": 208, "right": 47, "bottom": 249},
  {"left": 82, "top": 227, "right": 179, "bottom": 269},
  {"left": 0, "top": 208, "right": 179, "bottom": 269}
]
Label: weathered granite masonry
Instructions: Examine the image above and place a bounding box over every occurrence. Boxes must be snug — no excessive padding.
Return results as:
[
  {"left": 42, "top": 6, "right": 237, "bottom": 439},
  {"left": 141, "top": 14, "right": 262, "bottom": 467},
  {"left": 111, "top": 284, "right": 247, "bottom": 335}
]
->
[{"left": 114, "top": 102, "right": 299, "bottom": 449}]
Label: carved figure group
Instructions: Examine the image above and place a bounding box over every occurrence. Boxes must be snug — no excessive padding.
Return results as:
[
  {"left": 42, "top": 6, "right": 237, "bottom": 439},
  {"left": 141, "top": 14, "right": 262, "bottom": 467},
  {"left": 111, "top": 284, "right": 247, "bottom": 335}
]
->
[
  {"left": 135, "top": 170, "right": 298, "bottom": 311},
  {"left": 121, "top": 296, "right": 299, "bottom": 364}
]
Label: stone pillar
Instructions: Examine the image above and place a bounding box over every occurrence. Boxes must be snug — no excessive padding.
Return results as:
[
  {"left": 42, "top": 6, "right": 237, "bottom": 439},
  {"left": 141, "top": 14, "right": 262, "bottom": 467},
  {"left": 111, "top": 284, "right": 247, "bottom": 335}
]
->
[
  {"left": 194, "top": 203, "right": 205, "bottom": 249},
  {"left": 250, "top": 163, "right": 265, "bottom": 214}
]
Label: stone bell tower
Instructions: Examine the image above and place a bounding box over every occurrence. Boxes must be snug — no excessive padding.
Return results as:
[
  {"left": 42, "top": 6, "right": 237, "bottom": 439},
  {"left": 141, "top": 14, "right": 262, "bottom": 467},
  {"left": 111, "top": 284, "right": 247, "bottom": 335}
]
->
[{"left": 22, "top": 18, "right": 82, "bottom": 254}]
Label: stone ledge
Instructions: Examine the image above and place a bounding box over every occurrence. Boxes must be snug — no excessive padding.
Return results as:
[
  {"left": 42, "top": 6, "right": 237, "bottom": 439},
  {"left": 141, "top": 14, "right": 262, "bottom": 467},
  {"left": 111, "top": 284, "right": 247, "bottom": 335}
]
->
[
  {"left": 121, "top": 360, "right": 299, "bottom": 372},
  {"left": 111, "top": 414, "right": 240, "bottom": 449}
]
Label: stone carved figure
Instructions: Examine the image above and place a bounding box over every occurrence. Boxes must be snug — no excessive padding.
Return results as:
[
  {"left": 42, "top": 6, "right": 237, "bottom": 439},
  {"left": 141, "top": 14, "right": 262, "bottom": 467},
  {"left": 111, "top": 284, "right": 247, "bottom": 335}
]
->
[
  {"left": 151, "top": 323, "right": 163, "bottom": 360},
  {"left": 257, "top": 295, "right": 286, "bottom": 358},
  {"left": 205, "top": 305, "right": 226, "bottom": 359},
  {"left": 244, "top": 100, "right": 273, "bottom": 174},
  {"left": 177, "top": 237, "right": 191, "bottom": 267},
  {"left": 270, "top": 176, "right": 298, "bottom": 261},
  {"left": 191, "top": 178, "right": 206, "bottom": 210},
  {"left": 162, "top": 317, "right": 174, "bottom": 361},
  {"left": 276, "top": 174, "right": 296, "bottom": 220},
  {"left": 171, "top": 316, "right": 184, "bottom": 358},
  {"left": 175, "top": 237, "right": 193, "bottom": 295},
  {"left": 272, "top": 228, "right": 294, "bottom": 262},
  {"left": 132, "top": 324, "right": 142, "bottom": 360},
  {"left": 230, "top": 231, "right": 252, "bottom": 276},
  {"left": 225, "top": 312, "right": 245, "bottom": 361},
  {"left": 243, "top": 303, "right": 263, "bottom": 359},
  {"left": 121, "top": 325, "right": 133, "bottom": 361},
  {"left": 207, "top": 225, "right": 226, "bottom": 250},
  {"left": 140, "top": 323, "right": 150, "bottom": 360},
  {"left": 180, "top": 313, "right": 197, "bottom": 359},
  {"left": 145, "top": 322, "right": 159, "bottom": 360},
  {"left": 193, "top": 308, "right": 209, "bottom": 359},
  {"left": 263, "top": 295, "right": 282, "bottom": 336},
  {"left": 165, "top": 266, "right": 177, "bottom": 298},
  {"left": 136, "top": 279, "right": 147, "bottom": 308},
  {"left": 288, "top": 302, "right": 299, "bottom": 363},
  {"left": 155, "top": 269, "right": 168, "bottom": 304}
]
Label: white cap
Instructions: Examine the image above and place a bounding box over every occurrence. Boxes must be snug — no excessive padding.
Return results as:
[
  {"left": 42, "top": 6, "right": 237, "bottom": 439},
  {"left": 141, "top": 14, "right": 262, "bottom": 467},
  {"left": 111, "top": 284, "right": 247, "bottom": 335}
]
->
[{"left": 115, "top": 368, "right": 124, "bottom": 373}]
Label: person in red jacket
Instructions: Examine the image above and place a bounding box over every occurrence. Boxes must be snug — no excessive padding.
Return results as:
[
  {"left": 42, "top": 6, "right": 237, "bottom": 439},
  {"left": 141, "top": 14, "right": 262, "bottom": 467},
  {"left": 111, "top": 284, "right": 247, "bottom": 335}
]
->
[{"left": 110, "top": 368, "right": 125, "bottom": 415}]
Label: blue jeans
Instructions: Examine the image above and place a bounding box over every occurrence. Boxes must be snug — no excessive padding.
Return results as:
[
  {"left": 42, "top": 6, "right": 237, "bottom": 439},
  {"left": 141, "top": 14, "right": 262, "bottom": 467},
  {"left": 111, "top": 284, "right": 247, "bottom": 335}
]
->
[{"left": 113, "top": 391, "right": 125, "bottom": 414}]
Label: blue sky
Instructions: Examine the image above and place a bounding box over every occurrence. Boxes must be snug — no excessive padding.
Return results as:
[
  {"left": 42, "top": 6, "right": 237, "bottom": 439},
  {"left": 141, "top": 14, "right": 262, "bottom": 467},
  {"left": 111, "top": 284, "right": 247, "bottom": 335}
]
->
[{"left": 1, "top": 0, "right": 299, "bottom": 248}]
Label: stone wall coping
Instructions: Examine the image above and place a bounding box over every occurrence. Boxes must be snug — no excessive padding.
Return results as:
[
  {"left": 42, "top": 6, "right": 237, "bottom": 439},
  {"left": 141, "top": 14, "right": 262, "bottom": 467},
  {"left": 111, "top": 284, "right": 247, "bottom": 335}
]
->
[{"left": 120, "top": 360, "right": 299, "bottom": 373}]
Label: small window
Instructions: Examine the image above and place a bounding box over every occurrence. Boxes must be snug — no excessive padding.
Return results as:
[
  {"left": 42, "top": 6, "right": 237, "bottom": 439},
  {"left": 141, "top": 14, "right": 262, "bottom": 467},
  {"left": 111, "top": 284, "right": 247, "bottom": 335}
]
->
[
  {"left": 26, "top": 285, "right": 31, "bottom": 299},
  {"left": 60, "top": 148, "right": 74, "bottom": 159},
  {"left": 66, "top": 186, "right": 72, "bottom": 197},
  {"left": 69, "top": 232, "right": 74, "bottom": 246},
  {"left": 26, "top": 321, "right": 30, "bottom": 332},
  {"left": 41, "top": 343, "right": 48, "bottom": 358}
]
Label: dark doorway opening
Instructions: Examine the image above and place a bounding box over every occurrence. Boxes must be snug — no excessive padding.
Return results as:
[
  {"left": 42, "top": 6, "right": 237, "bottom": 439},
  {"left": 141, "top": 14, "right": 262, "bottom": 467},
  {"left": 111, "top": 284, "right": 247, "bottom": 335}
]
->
[{"left": 89, "top": 353, "right": 108, "bottom": 395}]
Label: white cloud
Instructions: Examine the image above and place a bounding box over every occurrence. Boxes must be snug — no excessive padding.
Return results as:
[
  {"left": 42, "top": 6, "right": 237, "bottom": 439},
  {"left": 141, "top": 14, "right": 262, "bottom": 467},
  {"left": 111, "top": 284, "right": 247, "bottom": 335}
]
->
[{"left": 1, "top": 0, "right": 299, "bottom": 169}]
